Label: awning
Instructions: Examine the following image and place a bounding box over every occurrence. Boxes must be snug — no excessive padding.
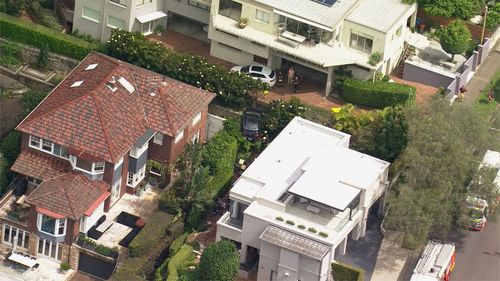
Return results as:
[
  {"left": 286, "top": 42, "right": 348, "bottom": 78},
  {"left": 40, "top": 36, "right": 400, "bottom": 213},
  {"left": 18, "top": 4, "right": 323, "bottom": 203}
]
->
[
  {"left": 274, "top": 9, "right": 333, "bottom": 32},
  {"left": 136, "top": 11, "right": 167, "bottom": 24}
]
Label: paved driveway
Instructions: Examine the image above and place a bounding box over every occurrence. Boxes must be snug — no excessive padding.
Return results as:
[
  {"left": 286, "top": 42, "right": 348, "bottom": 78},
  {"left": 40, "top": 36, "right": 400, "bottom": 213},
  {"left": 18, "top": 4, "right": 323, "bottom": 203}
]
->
[
  {"left": 335, "top": 220, "right": 383, "bottom": 281},
  {"left": 448, "top": 220, "right": 500, "bottom": 281}
]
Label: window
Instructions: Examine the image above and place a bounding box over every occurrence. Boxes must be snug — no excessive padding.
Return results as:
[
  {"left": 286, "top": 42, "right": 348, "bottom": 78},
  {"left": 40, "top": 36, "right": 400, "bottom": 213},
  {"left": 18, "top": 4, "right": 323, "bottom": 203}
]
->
[
  {"left": 110, "top": 0, "right": 127, "bottom": 7},
  {"left": 111, "top": 180, "right": 121, "bottom": 203},
  {"left": 70, "top": 80, "right": 84, "bottom": 87},
  {"left": 29, "top": 135, "right": 41, "bottom": 147},
  {"left": 27, "top": 177, "right": 42, "bottom": 186},
  {"left": 137, "top": 0, "right": 152, "bottom": 5},
  {"left": 38, "top": 214, "right": 66, "bottom": 236},
  {"left": 153, "top": 132, "right": 163, "bottom": 145},
  {"left": 2, "top": 225, "right": 29, "bottom": 249},
  {"left": 108, "top": 15, "right": 125, "bottom": 29},
  {"left": 174, "top": 129, "right": 184, "bottom": 143},
  {"left": 127, "top": 164, "right": 146, "bottom": 187},
  {"left": 82, "top": 6, "right": 100, "bottom": 22},
  {"left": 37, "top": 238, "right": 62, "bottom": 260},
  {"left": 85, "top": 63, "right": 98, "bottom": 70},
  {"left": 191, "top": 130, "right": 200, "bottom": 144},
  {"left": 130, "top": 141, "right": 148, "bottom": 158},
  {"left": 350, "top": 31, "right": 373, "bottom": 54},
  {"left": 188, "top": 0, "right": 209, "bottom": 10},
  {"left": 127, "top": 172, "right": 134, "bottom": 186},
  {"left": 255, "top": 9, "right": 270, "bottom": 23},
  {"left": 393, "top": 26, "right": 402, "bottom": 40},
  {"left": 42, "top": 139, "right": 53, "bottom": 152},
  {"left": 192, "top": 112, "right": 202, "bottom": 126},
  {"left": 93, "top": 162, "right": 105, "bottom": 172}
]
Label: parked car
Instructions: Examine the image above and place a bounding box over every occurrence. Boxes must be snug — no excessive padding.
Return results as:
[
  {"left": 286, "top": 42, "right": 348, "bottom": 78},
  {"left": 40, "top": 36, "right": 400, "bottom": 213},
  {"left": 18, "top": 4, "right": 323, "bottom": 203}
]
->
[
  {"left": 242, "top": 111, "right": 262, "bottom": 141},
  {"left": 231, "top": 64, "right": 276, "bottom": 87}
]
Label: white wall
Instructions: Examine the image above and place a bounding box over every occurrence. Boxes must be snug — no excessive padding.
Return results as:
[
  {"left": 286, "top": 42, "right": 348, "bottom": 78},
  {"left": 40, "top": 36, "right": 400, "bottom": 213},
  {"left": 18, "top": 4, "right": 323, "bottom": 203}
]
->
[
  {"left": 163, "top": 0, "right": 210, "bottom": 24},
  {"left": 81, "top": 201, "right": 105, "bottom": 233}
]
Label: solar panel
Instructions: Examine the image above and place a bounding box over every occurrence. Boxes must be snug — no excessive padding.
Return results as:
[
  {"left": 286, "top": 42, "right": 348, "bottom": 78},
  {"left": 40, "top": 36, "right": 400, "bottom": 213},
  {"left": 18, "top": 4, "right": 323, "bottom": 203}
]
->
[{"left": 312, "top": 0, "right": 336, "bottom": 7}]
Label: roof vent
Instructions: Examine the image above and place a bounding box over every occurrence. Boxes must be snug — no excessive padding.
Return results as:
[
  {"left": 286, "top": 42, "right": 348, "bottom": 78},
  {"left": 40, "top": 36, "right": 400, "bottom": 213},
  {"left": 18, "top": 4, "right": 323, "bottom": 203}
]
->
[
  {"left": 161, "top": 81, "right": 167, "bottom": 86},
  {"left": 85, "top": 63, "right": 98, "bottom": 70},
  {"left": 70, "top": 80, "right": 84, "bottom": 87},
  {"left": 150, "top": 92, "right": 156, "bottom": 97},
  {"left": 107, "top": 83, "right": 118, "bottom": 92},
  {"left": 118, "top": 77, "right": 135, "bottom": 93}
]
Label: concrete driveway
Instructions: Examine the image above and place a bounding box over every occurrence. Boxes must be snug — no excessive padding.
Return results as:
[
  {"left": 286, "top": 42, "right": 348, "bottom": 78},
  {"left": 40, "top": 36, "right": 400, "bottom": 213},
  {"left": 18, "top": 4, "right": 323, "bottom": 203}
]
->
[{"left": 335, "top": 220, "right": 383, "bottom": 280}]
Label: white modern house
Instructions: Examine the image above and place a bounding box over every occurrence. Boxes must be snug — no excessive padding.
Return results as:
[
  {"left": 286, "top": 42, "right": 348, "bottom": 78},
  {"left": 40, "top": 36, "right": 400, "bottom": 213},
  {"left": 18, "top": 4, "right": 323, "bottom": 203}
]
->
[
  {"left": 72, "top": 0, "right": 416, "bottom": 94},
  {"left": 216, "top": 117, "right": 390, "bottom": 281}
]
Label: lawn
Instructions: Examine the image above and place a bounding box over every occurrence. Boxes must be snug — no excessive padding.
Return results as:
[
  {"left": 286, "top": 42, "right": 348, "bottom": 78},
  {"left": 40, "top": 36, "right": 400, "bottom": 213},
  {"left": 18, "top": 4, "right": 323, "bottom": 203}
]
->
[{"left": 472, "top": 70, "right": 500, "bottom": 121}]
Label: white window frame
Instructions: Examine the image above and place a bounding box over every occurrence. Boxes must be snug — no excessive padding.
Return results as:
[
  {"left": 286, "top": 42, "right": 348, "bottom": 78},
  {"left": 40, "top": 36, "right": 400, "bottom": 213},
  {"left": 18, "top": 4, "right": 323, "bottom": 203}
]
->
[
  {"left": 42, "top": 139, "right": 53, "bottom": 152},
  {"left": 130, "top": 141, "right": 148, "bottom": 158},
  {"left": 255, "top": 9, "right": 270, "bottom": 24},
  {"left": 29, "top": 135, "right": 41, "bottom": 148},
  {"left": 108, "top": 15, "right": 125, "bottom": 29},
  {"left": 192, "top": 112, "right": 202, "bottom": 126},
  {"left": 111, "top": 180, "right": 121, "bottom": 203},
  {"left": 137, "top": 0, "right": 152, "bottom": 6},
  {"left": 350, "top": 30, "right": 374, "bottom": 54},
  {"left": 82, "top": 6, "right": 100, "bottom": 23},
  {"left": 109, "top": 0, "right": 127, "bottom": 7},
  {"left": 37, "top": 214, "right": 66, "bottom": 237},
  {"left": 37, "top": 238, "right": 62, "bottom": 260},
  {"left": 93, "top": 162, "right": 105, "bottom": 173},
  {"left": 191, "top": 130, "right": 200, "bottom": 144},
  {"left": 153, "top": 132, "right": 163, "bottom": 145},
  {"left": 2, "top": 224, "right": 30, "bottom": 249},
  {"left": 29, "top": 135, "right": 54, "bottom": 153},
  {"left": 127, "top": 164, "right": 146, "bottom": 187},
  {"left": 174, "top": 129, "right": 184, "bottom": 144}
]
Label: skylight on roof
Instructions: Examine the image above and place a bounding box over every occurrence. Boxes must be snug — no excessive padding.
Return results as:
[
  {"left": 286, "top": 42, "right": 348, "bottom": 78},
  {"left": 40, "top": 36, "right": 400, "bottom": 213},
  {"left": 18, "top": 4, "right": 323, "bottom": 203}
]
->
[
  {"left": 118, "top": 77, "right": 135, "bottom": 93},
  {"left": 85, "top": 63, "right": 99, "bottom": 70},
  {"left": 70, "top": 80, "right": 84, "bottom": 87}
]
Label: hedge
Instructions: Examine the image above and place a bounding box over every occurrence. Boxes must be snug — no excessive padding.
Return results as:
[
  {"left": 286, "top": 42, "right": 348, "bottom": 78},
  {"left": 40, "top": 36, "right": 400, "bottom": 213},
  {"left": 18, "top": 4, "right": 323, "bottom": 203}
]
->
[
  {"left": 166, "top": 244, "right": 195, "bottom": 281},
  {"left": 0, "top": 12, "right": 102, "bottom": 59},
  {"left": 0, "top": 152, "right": 8, "bottom": 194},
  {"left": 331, "top": 262, "right": 365, "bottom": 281},
  {"left": 129, "top": 211, "right": 174, "bottom": 257},
  {"left": 342, "top": 78, "right": 416, "bottom": 108}
]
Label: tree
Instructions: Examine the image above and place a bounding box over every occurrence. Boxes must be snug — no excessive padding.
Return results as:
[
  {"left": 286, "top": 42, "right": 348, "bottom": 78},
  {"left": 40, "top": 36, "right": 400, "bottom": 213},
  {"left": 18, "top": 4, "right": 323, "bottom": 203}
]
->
[
  {"left": 262, "top": 98, "right": 308, "bottom": 140},
  {"left": 198, "top": 240, "right": 239, "bottom": 281},
  {"left": 439, "top": 21, "right": 472, "bottom": 61},
  {"left": 0, "top": 0, "right": 24, "bottom": 17},
  {"left": 374, "top": 106, "right": 408, "bottom": 163},
  {"left": 384, "top": 97, "right": 495, "bottom": 247},
  {"left": 21, "top": 90, "right": 48, "bottom": 114},
  {"left": 0, "top": 152, "right": 9, "bottom": 195},
  {"left": 404, "top": 0, "right": 481, "bottom": 20},
  {"left": 485, "top": 3, "right": 500, "bottom": 30},
  {"left": 35, "top": 43, "right": 50, "bottom": 70}
]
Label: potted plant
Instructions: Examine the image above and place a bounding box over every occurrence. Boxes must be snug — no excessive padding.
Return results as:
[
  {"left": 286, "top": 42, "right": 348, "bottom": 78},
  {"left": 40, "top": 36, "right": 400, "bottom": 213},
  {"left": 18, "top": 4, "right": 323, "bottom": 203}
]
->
[
  {"left": 237, "top": 18, "right": 249, "bottom": 29},
  {"left": 60, "top": 262, "right": 70, "bottom": 272},
  {"left": 154, "top": 25, "right": 164, "bottom": 36}
]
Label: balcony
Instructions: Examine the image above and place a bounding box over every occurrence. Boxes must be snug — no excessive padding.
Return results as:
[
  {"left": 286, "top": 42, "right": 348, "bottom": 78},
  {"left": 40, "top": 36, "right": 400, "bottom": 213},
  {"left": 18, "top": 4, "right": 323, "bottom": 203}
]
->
[
  {"left": 0, "top": 179, "right": 30, "bottom": 227},
  {"left": 218, "top": 0, "right": 242, "bottom": 20}
]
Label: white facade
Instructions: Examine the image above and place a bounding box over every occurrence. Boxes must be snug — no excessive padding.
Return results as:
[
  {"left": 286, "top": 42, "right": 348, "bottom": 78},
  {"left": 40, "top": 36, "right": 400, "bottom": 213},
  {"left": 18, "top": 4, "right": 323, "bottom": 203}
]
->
[{"left": 216, "top": 117, "right": 390, "bottom": 281}]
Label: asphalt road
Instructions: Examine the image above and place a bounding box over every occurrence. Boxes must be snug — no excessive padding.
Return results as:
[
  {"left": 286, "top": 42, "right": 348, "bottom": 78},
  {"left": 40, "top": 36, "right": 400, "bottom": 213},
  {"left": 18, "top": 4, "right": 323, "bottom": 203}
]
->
[{"left": 448, "top": 219, "right": 500, "bottom": 281}]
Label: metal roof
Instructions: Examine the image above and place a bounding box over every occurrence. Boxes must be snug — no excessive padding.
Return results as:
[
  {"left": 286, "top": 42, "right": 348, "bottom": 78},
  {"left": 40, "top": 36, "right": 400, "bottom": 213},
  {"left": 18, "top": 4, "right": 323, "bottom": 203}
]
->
[
  {"left": 346, "top": 0, "right": 416, "bottom": 32},
  {"left": 255, "top": 0, "right": 358, "bottom": 29},
  {"left": 259, "top": 225, "right": 331, "bottom": 260}
]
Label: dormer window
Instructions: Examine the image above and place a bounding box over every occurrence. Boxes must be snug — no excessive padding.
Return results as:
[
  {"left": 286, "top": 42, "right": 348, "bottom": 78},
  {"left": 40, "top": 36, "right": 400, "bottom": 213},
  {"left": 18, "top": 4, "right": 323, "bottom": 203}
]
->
[
  {"left": 71, "top": 80, "right": 84, "bottom": 87},
  {"left": 29, "top": 135, "right": 54, "bottom": 153},
  {"left": 153, "top": 132, "right": 163, "bottom": 145},
  {"left": 174, "top": 129, "right": 184, "bottom": 144},
  {"left": 93, "top": 162, "right": 105, "bottom": 172}
]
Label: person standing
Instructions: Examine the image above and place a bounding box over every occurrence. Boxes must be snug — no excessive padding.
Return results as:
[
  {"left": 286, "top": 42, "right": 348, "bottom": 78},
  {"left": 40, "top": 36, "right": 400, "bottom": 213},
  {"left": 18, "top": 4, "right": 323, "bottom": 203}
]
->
[{"left": 287, "top": 67, "right": 295, "bottom": 85}]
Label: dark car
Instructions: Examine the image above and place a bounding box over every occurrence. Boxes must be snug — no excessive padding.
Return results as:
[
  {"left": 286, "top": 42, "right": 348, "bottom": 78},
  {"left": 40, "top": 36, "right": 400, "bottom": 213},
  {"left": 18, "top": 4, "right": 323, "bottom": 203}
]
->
[{"left": 242, "top": 111, "right": 261, "bottom": 141}]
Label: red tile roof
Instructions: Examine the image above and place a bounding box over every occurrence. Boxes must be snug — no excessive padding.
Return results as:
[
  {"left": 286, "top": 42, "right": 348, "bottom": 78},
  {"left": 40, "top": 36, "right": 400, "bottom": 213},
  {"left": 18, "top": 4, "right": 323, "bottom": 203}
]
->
[
  {"left": 25, "top": 173, "right": 110, "bottom": 220},
  {"left": 16, "top": 52, "right": 215, "bottom": 163},
  {"left": 10, "top": 150, "right": 70, "bottom": 181}
]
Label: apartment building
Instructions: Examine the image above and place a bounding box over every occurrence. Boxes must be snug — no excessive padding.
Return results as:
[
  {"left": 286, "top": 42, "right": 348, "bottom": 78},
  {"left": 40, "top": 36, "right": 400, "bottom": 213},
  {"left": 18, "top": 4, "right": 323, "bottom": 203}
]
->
[
  {"left": 0, "top": 52, "right": 214, "bottom": 268},
  {"left": 216, "top": 117, "right": 390, "bottom": 281}
]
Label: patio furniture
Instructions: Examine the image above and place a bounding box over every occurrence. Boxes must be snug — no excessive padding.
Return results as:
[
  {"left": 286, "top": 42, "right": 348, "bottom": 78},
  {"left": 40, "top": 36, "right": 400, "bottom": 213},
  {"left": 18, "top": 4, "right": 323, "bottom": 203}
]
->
[
  {"left": 8, "top": 252, "right": 37, "bottom": 268},
  {"left": 96, "top": 219, "right": 114, "bottom": 233},
  {"left": 281, "top": 31, "right": 306, "bottom": 43},
  {"left": 306, "top": 205, "right": 320, "bottom": 214}
]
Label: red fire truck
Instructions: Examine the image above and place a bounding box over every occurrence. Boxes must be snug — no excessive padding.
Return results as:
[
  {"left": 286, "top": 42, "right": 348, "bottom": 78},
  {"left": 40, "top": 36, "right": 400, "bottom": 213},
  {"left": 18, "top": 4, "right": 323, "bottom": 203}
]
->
[{"left": 410, "top": 240, "right": 456, "bottom": 281}]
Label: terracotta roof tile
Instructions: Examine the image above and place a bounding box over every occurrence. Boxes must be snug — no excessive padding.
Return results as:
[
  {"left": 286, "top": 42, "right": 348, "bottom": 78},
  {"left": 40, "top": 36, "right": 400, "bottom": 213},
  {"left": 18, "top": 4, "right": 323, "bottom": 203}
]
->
[
  {"left": 11, "top": 150, "right": 70, "bottom": 180},
  {"left": 16, "top": 52, "right": 215, "bottom": 163},
  {"left": 25, "top": 173, "right": 109, "bottom": 220}
]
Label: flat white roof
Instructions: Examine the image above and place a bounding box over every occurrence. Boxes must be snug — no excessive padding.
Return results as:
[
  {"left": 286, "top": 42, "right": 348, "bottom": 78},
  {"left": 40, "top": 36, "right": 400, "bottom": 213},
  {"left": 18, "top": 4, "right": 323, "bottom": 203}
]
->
[
  {"left": 255, "top": 0, "right": 358, "bottom": 29},
  {"left": 346, "top": 0, "right": 416, "bottom": 32},
  {"left": 230, "top": 117, "right": 389, "bottom": 207},
  {"left": 136, "top": 10, "right": 167, "bottom": 23}
]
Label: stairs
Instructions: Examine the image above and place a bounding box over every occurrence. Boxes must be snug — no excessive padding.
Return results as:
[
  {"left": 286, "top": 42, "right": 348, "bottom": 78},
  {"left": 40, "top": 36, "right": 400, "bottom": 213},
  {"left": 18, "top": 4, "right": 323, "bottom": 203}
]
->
[{"left": 392, "top": 42, "right": 413, "bottom": 78}]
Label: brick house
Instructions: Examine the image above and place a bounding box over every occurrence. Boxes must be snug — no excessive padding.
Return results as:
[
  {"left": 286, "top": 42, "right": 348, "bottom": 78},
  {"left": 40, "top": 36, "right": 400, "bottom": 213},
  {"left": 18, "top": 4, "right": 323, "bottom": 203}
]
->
[{"left": 1, "top": 51, "right": 215, "bottom": 267}]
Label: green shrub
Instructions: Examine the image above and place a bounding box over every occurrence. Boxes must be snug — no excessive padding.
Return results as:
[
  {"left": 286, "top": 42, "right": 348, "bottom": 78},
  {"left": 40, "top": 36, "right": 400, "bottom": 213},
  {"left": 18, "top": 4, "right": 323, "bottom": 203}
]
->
[
  {"left": 0, "top": 12, "right": 102, "bottom": 59},
  {"left": 106, "top": 29, "right": 268, "bottom": 108},
  {"left": 331, "top": 262, "right": 365, "bottom": 281},
  {"left": 60, "top": 262, "right": 70, "bottom": 271},
  {"left": 308, "top": 227, "right": 317, "bottom": 233},
  {"left": 167, "top": 244, "right": 195, "bottom": 281},
  {"left": 129, "top": 211, "right": 174, "bottom": 257},
  {"left": 342, "top": 78, "right": 416, "bottom": 108},
  {"left": 285, "top": 220, "right": 295, "bottom": 225},
  {"left": 0, "top": 41, "right": 22, "bottom": 66},
  {"left": 167, "top": 220, "right": 185, "bottom": 239},
  {"left": 297, "top": 224, "right": 305, "bottom": 229},
  {"left": 159, "top": 188, "right": 182, "bottom": 214},
  {"left": 262, "top": 97, "right": 308, "bottom": 140},
  {"left": 77, "top": 235, "right": 118, "bottom": 258},
  {"left": 39, "top": 0, "right": 54, "bottom": 9},
  {"left": 203, "top": 131, "right": 238, "bottom": 176},
  {"left": 0, "top": 0, "right": 24, "bottom": 16},
  {"left": 35, "top": 42, "right": 49, "bottom": 70},
  {"left": 198, "top": 240, "right": 239, "bottom": 281},
  {"left": 368, "top": 52, "right": 382, "bottom": 66},
  {"left": 0, "top": 131, "right": 21, "bottom": 166},
  {"left": 111, "top": 257, "right": 148, "bottom": 281},
  {"left": 169, "top": 233, "right": 189, "bottom": 257},
  {"left": 28, "top": 1, "right": 63, "bottom": 31},
  {"left": 0, "top": 152, "right": 8, "bottom": 195},
  {"left": 185, "top": 202, "right": 210, "bottom": 231},
  {"left": 485, "top": 3, "right": 500, "bottom": 30},
  {"left": 319, "top": 231, "right": 329, "bottom": 238},
  {"left": 276, "top": 216, "right": 284, "bottom": 221},
  {"left": 21, "top": 90, "right": 48, "bottom": 114}
]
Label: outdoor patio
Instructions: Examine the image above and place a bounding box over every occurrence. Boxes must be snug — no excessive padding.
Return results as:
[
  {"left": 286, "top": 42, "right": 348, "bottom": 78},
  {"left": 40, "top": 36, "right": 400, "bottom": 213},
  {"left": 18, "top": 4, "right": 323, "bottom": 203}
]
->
[{"left": 0, "top": 255, "right": 73, "bottom": 281}]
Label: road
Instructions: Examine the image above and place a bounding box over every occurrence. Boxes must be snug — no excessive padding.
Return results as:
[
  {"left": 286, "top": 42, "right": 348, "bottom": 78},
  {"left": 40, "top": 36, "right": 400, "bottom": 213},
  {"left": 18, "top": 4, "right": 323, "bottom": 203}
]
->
[{"left": 448, "top": 220, "right": 500, "bottom": 281}]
